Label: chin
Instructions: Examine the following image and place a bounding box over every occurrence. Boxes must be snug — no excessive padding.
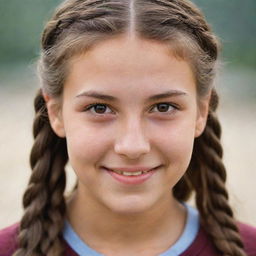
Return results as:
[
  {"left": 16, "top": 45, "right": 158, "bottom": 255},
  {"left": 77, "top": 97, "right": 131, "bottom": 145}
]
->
[{"left": 105, "top": 195, "right": 158, "bottom": 216}]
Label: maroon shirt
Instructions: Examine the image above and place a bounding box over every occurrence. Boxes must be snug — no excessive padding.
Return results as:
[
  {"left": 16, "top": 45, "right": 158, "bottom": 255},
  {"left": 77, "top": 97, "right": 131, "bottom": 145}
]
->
[{"left": 0, "top": 221, "right": 255, "bottom": 255}]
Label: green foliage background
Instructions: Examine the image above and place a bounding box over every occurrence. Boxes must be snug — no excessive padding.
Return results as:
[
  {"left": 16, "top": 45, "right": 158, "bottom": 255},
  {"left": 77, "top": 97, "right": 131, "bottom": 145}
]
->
[{"left": 0, "top": 0, "right": 255, "bottom": 67}]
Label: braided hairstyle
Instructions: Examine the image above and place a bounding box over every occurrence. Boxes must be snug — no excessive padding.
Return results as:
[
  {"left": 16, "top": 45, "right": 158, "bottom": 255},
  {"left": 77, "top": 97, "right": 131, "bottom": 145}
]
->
[
  {"left": 13, "top": 90, "right": 68, "bottom": 255},
  {"left": 13, "top": 0, "right": 246, "bottom": 255}
]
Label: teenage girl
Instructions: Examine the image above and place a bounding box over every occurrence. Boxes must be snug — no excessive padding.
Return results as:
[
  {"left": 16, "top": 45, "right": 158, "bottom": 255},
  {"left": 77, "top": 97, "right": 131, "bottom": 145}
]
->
[{"left": 0, "top": 0, "right": 256, "bottom": 255}]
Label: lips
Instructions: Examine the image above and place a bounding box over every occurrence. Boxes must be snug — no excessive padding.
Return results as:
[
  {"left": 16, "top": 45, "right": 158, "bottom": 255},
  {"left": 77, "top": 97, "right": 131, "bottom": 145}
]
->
[
  {"left": 102, "top": 165, "right": 161, "bottom": 185},
  {"left": 106, "top": 167, "right": 154, "bottom": 175}
]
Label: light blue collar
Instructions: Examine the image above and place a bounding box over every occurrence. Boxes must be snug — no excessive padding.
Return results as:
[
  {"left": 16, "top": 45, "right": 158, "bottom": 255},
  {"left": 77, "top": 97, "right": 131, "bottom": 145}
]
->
[{"left": 63, "top": 203, "right": 199, "bottom": 256}]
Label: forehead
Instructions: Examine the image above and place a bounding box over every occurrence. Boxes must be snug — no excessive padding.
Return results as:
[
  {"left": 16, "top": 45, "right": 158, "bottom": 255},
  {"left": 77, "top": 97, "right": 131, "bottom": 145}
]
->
[{"left": 65, "top": 35, "right": 196, "bottom": 95}]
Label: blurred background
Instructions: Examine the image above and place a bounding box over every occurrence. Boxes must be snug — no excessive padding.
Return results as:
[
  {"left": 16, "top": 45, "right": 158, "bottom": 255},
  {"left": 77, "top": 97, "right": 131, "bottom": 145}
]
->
[{"left": 0, "top": 0, "right": 255, "bottom": 229}]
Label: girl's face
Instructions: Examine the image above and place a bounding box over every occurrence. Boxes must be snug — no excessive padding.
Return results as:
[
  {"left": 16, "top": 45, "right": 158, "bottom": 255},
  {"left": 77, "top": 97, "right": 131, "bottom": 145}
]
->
[{"left": 47, "top": 35, "right": 209, "bottom": 214}]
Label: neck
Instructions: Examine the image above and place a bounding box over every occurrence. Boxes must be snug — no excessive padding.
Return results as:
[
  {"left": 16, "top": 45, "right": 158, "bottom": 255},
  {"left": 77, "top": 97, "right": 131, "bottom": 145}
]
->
[{"left": 66, "top": 189, "right": 187, "bottom": 255}]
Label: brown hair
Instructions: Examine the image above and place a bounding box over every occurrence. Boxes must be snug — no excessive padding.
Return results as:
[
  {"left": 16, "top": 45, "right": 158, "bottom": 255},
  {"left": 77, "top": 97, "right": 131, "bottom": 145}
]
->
[{"left": 13, "top": 0, "right": 246, "bottom": 255}]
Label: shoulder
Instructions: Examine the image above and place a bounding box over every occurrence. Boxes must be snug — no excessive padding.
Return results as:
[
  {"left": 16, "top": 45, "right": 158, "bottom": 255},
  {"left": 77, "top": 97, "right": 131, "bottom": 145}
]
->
[
  {"left": 0, "top": 222, "right": 20, "bottom": 255},
  {"left": 237, "top": 222, "right": 256, "bottom": 255},
  {"left": 0, "top": 223, "right": 78, "bottom": 256},
  {"left": 180, "top": 225, "right": 220, "bottom": 256},
  {"left": 181, "top": 221, "right": 256, "bottom": 256}
]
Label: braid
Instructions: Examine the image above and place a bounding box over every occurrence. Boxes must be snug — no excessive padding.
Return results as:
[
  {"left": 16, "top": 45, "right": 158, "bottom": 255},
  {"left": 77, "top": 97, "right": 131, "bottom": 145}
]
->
[
  {"left": 187, "top": 90, "right": 246, "bottom": 256},
  {"left": 139, "top": 0, "right": 218, "bottom": 58},
  {"left": 42, "top": 0, "right": 127, "bottom": 51},
  {"left": 13, "top": 89, "right": 68, "bottom": 256},
  {"left": 42, "top": 18, "right": 76, "bottom": 51}
]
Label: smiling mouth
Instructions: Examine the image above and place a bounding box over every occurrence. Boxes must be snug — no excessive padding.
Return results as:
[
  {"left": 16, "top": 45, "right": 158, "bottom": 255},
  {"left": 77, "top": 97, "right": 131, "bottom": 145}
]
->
[
  {"left": 103, "top": 165, "right": 162, "bottom": 177},
  {"left": 103, "top": 166, "right": 160, "bottom": 185},
  {"left": 109, "top": 169, "right": 152, "bottom": 176}
]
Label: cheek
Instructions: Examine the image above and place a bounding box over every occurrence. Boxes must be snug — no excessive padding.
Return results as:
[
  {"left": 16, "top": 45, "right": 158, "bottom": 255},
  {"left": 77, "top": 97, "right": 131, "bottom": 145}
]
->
[
  {"left": 153, "top": 118, "right": 196, "bottom": 169},
  {"left": 155, "top": 127, "right": 195, "bottom": 189},
  {"left": 64, "top": 121, "right": 114, "bottom": 168}
]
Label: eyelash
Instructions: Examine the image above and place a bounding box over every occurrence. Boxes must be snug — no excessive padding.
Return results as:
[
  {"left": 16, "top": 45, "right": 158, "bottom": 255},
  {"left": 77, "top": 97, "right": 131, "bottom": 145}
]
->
[{"left": 83, "top": 102, "right": 179, "bottom": 116}]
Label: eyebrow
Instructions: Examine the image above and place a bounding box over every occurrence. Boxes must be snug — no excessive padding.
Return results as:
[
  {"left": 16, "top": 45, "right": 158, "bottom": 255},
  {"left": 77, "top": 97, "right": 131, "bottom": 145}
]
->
[{"left": 76, "top": 89, "right": 187, "bottom": 102}]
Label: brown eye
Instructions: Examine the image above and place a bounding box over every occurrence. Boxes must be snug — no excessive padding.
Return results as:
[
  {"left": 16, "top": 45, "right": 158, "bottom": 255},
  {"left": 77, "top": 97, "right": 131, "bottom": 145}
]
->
[
  {"left": 151, "top": 103, "right": 177, "bottom": 113},
  {"left": 157, "top": 103, "right": 171, "bottom": 112},
  {"left": 93, "top": 104, "right": 107, "bottom": 113},
  {"left": 84, "top": 103, "right": 112, "bottom": 115}
]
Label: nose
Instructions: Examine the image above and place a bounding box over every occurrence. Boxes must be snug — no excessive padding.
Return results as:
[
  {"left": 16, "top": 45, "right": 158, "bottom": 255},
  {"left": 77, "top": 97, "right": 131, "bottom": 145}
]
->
[{"left": 114, "top": 117, "right": 150, "bottom": 159}]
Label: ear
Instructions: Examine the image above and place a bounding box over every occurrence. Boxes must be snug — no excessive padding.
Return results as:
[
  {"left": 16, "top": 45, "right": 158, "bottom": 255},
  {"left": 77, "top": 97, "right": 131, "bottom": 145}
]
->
[
  {"left": 43, "top": 93, "right": 66, "bottom": 138},
  {"left": 194, "top": 92, "right": 211, "bottom": 138}
]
